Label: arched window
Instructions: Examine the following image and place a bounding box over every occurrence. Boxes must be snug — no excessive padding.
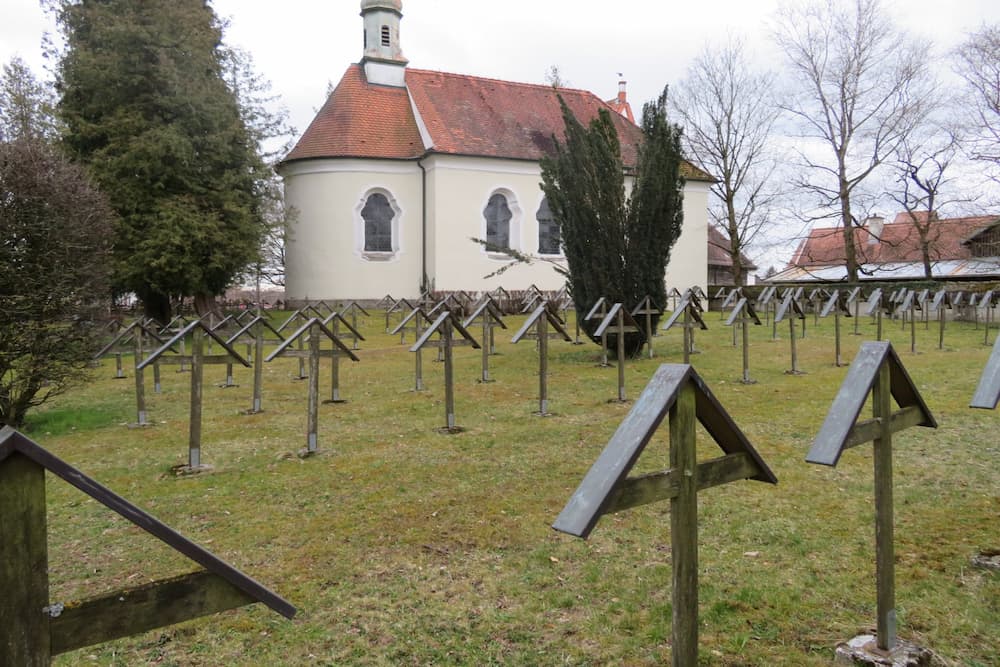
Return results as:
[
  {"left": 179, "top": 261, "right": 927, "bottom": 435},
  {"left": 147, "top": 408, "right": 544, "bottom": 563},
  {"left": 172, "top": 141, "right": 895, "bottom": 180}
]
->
[
  {"left": 484, "top": 193, "right": 512, "bottom": 250},
  {"left": 361, "top": 192, "right": 394, "bottom": 252},
  {"left": 537, "top": 197, "right": 561, "bottom": 255}
]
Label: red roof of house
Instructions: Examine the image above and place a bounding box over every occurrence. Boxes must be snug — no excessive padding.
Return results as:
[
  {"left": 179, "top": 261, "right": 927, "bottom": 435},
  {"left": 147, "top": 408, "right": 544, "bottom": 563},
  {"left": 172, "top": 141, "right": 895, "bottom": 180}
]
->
[
  {"left": 284, "top": 64, "right": 712, "bottom": 181},
  {"left": 708, "top": 225, "right": 757, "bottom": 269},
  {"left": 789, "top": 213, "right": 1000, "bottom": 267}
]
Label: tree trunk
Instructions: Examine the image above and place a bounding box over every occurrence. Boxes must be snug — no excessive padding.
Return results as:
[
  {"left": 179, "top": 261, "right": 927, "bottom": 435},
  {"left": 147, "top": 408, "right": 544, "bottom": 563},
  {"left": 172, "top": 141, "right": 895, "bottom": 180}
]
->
[
  {"left": 141, "top": 291, "right": 172, "bottom": 326},
  {"left": 840, "top": 187, "right": 859, "bottom": 282},
  {"left": 193, "top": 293, "right": 222, "bottom": 320}
]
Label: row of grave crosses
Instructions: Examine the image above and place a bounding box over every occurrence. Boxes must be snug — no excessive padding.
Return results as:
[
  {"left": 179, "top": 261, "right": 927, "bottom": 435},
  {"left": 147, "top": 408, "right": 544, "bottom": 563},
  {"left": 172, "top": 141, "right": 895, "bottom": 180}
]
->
[
  {"left": 554, "top": 324, "right": 1000, "bottom": 665},
  {"left": 17, "top": 290, "right": 1000, "bottom": 664}
]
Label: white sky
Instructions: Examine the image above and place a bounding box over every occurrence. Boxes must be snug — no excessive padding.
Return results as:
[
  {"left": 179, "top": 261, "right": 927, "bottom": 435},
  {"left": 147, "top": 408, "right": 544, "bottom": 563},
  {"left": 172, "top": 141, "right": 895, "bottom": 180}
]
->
[{"left": 2, "top": 0, "right": 998, "bottom": 269}]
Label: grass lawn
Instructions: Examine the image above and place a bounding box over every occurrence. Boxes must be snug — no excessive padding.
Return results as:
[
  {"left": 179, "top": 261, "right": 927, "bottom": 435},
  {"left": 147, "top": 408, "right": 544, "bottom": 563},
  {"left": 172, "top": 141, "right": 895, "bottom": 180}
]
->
[{"left": 19, "top": 306, "right": 999, "bottom": 666}]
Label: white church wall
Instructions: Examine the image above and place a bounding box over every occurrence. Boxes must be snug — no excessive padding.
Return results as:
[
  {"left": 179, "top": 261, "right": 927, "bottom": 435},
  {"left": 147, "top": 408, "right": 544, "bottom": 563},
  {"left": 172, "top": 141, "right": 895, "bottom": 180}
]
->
[
  {"left": 424, "top": 155, "right": 568, "bottom": 292},
  {"left": 665, "top": 180, "right": 710, "bottom": 294},
  {"left": 281, "top": 159, "right": 423, "bottom": 301}
]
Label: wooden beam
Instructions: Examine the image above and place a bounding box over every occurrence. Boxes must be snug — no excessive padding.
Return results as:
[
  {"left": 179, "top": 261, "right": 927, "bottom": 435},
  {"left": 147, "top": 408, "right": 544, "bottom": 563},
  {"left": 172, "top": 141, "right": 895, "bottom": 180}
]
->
[
  {"left": 843, "top": 406, "right": 927, "bottom": 451},
  {"left": 603, "top": 453, "right": 758, "bottom": 514},
  {"left": 50, "top": 570, "right": 257, "bottom": 655},
  {"left": 0, "top": 453, "right": 50, "bottom": 666}
]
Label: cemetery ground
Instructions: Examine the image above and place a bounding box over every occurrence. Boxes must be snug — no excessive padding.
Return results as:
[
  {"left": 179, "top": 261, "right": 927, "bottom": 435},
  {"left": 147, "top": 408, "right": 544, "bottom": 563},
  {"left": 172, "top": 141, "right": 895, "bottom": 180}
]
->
[{"left": 25, "top": 308, "right": 998, "bottom": 666}]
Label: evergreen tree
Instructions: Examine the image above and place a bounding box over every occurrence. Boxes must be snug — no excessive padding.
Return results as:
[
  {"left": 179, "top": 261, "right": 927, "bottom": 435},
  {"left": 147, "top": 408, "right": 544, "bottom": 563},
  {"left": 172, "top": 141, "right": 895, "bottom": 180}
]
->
[
  {"left": 51, "top": 0, "right": 269, "bottom": 322},
  {"left": 541, "top": 89, "right": 684, "bottom": 354}
]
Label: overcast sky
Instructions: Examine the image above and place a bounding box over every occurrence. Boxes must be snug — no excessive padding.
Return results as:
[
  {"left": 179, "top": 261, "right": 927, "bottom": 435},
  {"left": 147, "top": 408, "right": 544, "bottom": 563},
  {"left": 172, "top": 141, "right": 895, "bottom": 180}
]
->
[{"left": 2, "top": 0, "right": 998, "bottom": 268}]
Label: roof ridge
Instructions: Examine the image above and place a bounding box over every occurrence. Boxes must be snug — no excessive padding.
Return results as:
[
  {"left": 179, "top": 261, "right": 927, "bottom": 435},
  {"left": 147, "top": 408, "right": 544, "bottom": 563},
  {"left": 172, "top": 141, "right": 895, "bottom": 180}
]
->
[{"left": 405, "top": 66, "right": 599, "bottom": 97}]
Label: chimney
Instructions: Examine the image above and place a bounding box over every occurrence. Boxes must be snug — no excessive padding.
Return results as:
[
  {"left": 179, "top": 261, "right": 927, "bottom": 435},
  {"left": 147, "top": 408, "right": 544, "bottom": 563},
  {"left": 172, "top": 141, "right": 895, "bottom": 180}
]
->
[
  {"left": 617, "top": 79, "right": 627, "bottom": 106},
  {"left": 864, "top": 215, "right": 884, "bottom": 245}
]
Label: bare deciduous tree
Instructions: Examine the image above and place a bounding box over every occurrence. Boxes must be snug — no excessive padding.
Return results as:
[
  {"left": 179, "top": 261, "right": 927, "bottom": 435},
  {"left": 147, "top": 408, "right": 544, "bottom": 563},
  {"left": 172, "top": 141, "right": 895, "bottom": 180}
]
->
[
  {"left": 670, "top": 37, "right": 779, "bottom": 286},
  {"left": 891, "top": 124, "right": 973, "bottom": 279},
  {"left": 773, "top": 0, "right": 932, "bottom": 282},
  {"left": 955, "top": 24, "right": 1000, "bottom": 182}
]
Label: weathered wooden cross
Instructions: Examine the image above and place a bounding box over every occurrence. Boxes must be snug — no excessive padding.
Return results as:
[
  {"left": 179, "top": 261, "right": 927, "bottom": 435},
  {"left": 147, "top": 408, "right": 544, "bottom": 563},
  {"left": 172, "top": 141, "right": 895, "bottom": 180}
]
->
[
  {"left": 820, "top": 288, "right": 852, "bottom": 367},
  {"left": 594, "top": 303, "right": 644, "bottom": 402},
  {"left": 138, "top": 321, "right": 250, "bottom": 471},
  {"left": 0, "top": 428, "right": 295, "bottom": 666},
  {"left": 94, "top": 320, "right": 171, "bottom": 426},
  {"left": 226, "top": 315, "right": 285, "bottom": 414},
  {"left": 631, "top": 296, "right": 662, "bottom": 359},
  {"left": 410, "top": 310, "right": 480, "bottom": 432},
  {"left": 725, "top": 296, "right": 762, "bottom": 384},
  {"left": 584, "top": 297, "right": 611, "bottom": 366},
  {"left": 931, "top": 289, "right": 952, "bottom": 350},
  {"left": 865, "top": 288, "right": 887, "bottom": 340},
  {"left": 392, "top": 306, "right": 432, "bottom": 390},
  {"left": 265, "top": 318, "right": 359, "bottom": 455},
  {"left": 553, "top": 364, "right": 777, "bottom": 667},
  {"left": 774, "top": 291, "right": 806, "bottom": 375},
  {"left": 511, "top": 303, "right": 572, "bottom": 415},
  {"left": 321, "top": 310, "right": 366, "bottom": 403},
  {"left": 276, "top": 307, "right": 313, "bottom": 380},
  {"left": 806, "top": 341, "right": 936, "bottom": 652},
  {"left": 337, "top": 301, "right": 370, "bottom": 349},
  {"left": 463, "top": 297, "right": 507, "bottom": 383},
  {"left": 660, "top": 292, "right": 707, "bottom": 364}
]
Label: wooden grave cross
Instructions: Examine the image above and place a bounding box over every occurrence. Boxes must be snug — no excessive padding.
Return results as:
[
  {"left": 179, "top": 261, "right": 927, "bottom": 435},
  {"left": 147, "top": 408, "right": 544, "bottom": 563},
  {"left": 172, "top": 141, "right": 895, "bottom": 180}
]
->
[
  {"left": 846, "top": 286, "right": 864, "bottom": 336},
  {"left": 463, "top": 298, "right": 507, "bottom": 383},
  {"left": 511, "top": 303, "right": 572, "bottom": 415},
  {"left": 718, "top": 287, "right": 740, "bottom": 320},
  {"left": 820, "top": 288, "right": 852, "bottom": 367},
  {"left": 915, "top": 289, "right": 930, "bottom": 328},
  {"left": 713, "top": 286, "right": 729, "bottom": 300},
  {"left": 157, "top": 315, "right": 191, "bottom": 371},
  {"left": 276, "top": 307, "right": 313, "bottom": 380},
  {"left": 724, "top": 297, "right": 762, "bottom": 384},
  {"left": 594, "top": 303, "right": 645, "bottom": 402},
  {"left": 226, "top": 316, "right": 285, "bottom": 414},
  {"left": 93, "top": 320, "right": 140, "bottom": 380},
  {"left": 94, "top": 320, "right": 171, "bottom": 426},
  {"left": 553, "top": 364, "right": 777, "bottom": 667},
  {"left": 375, "top": 294, "right": 396, "bottom": 331},
  {"left": 210, "top": 315, "right": 245, "bottom": 388},
  {"left": 584, "top": 297, "right": 611, "bottom": 366},
  {"left": 337, "top": 301, "right": 370, "bottom": 349},
  {"left": 392, "top": 306, "right": 432, "bottom": 390},
  {"left": 668, "top": 287, "right": 683, "bottom": 312},
  {"left": 865, "top": 288, "right": 887, "bottom": 340},
  {"left": 265, "top": 318, "right": 359, "bottom": 454},
  {"left": 321, "top": 311, "right": 366, "bottom": 402},
  {"left": 931, "top": 290, "right": 952, "bottom": 350},
  {"left": 137, "top": 321, "right": 250, "bottom": 471},
  {"left": 971, "top": 330, "right": 1000, "bottom": 409},
  {"left": 774, "top": 291, "right": 807, "bottom": 374},
  {"left": 981, "top": 290, "right": 996, "bottom": 345},
  {"left": 660, "top": 292, "right": 708, "bottom": 364},
  {"left": 521, "top": 291, "right": 544, "bottom": 313},
  {"left": 0, "top": 428, "right": 295, "bottom": 666},
  {"left": 631, "top": 296, "right": 663, "bottom": 358},
  {"left": 409, "top": 310, "right": 480, "bottom": 432},
  {"left": 895, "top": 290, "right": 920, "bottom": 353},
  {"left": 806, "top": 341, "right": 936, "bottom": 652},
  {"left": 807, "top": 287, "right": 828, "bottom": 326},
  {"left": 755, "top": 285, "right": 777, "bottom": 329}
]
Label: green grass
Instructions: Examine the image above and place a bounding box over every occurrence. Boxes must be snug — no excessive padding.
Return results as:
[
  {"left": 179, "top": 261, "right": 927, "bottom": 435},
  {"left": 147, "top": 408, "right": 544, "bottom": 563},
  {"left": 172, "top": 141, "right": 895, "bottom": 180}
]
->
[{"left": 19, "top": 307, "right": 999, "bottom": 665}]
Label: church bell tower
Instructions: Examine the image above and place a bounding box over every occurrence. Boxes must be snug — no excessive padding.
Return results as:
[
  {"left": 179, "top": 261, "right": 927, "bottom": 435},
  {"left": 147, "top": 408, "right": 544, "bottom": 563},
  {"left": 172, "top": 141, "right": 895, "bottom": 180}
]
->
[{"left": 360, "top": 0, "right": 408, "bottom": 87}]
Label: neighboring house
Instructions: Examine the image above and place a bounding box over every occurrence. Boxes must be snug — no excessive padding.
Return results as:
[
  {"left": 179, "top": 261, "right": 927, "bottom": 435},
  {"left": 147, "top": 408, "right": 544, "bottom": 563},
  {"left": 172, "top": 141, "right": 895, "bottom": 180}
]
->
[
  {"left": 277, "top": 0, "right": 712, "bottom": 302},
  {"left": 769, "top": 212, "right": 1000, "bottom": 282},
  {"left": 707, "top": 225, "right": 758, "bottom": 286}
]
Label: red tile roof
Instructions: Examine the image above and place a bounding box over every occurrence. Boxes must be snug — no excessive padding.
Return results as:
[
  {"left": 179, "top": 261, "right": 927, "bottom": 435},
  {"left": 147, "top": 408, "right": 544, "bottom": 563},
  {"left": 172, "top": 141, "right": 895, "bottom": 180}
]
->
[
  {"left": 708, "top": 225, "right": 757, "bottom": 269},
  {"left": 284, "top": 65, "right": 424, "bottom": 161},
  {"left": 789, "top": 213, "right": 1000, "bottom": 267},
  {"left": 284, "top": 64, "right": 712, "bottom": 181}
]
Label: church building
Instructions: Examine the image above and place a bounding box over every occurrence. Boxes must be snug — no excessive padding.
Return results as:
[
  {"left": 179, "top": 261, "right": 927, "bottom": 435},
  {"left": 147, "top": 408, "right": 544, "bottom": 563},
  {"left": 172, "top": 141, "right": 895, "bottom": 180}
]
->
[{"left": 278, "top": 0, "right": 712, "bottom": 302}]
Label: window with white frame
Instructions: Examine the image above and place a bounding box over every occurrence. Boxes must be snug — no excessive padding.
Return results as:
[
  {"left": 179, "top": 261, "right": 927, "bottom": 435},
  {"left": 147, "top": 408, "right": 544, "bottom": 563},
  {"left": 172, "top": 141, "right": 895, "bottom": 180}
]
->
[
  {"left": 536, "top": 197, "right": 561, "bottom": 255},
  {"left": 355, "top": 188, "right": 401, "bottom": 261},
  {"left": 484, "top": 193, "right": 512, "bottom": 250}
]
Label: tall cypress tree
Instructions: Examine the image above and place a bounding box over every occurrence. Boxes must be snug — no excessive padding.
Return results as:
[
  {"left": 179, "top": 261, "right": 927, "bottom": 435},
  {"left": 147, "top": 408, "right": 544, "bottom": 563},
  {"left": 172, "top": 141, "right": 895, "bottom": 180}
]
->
[
  {"left": 541, "top": 89, "right": 685, "bottom": 354},
  {"left": 53, "top": 0, "right": 268, "bottom": 322}
]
